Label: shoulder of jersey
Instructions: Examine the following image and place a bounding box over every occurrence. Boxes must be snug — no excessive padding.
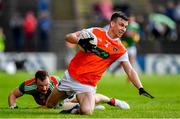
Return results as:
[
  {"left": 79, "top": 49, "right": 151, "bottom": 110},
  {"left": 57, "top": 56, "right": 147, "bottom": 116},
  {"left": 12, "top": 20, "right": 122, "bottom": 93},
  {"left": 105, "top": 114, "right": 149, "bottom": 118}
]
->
[
  {"left": 92, "top": 27, "right": 106, "bottom": 32},
  {"left": 24, "top": 78, "right": 35, "bottom": 85},
  {"left": 49, "top": 75, "right": 58, "bottom": 80},
  {"left": 49, "top": 75, "right": 59, "bottom": 85}
]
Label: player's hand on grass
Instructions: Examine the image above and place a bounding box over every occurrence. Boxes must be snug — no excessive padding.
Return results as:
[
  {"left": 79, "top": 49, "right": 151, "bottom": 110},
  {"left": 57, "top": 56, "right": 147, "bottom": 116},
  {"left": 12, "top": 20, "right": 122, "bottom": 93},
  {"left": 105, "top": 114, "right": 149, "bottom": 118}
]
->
[
  {"left": 78, "top": 30, "right": 96, "bottom": 52},
  {"left": 9, "top": 104, "right": 18, "bottom": 109},
  {"left": 139, "top": 88, "right": 154, "bottom": 99}
]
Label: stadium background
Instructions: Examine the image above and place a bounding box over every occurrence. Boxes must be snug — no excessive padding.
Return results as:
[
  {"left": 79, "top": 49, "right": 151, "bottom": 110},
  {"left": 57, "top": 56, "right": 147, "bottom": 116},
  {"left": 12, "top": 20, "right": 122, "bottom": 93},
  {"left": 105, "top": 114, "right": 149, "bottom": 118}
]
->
[
  {"left": 0, "top": 0, "right": 180, "bottom": 118},
  {"left": 0, "top": 0, "right": 180, "bottom": 74}
]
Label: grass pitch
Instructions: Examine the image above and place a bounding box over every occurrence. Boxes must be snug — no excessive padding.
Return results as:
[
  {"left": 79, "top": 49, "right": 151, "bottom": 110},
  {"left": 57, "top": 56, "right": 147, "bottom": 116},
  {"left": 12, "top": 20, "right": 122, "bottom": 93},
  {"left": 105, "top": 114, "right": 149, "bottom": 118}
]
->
[{"left": 0, "top": 71, "right": 180, "bottom": 118}]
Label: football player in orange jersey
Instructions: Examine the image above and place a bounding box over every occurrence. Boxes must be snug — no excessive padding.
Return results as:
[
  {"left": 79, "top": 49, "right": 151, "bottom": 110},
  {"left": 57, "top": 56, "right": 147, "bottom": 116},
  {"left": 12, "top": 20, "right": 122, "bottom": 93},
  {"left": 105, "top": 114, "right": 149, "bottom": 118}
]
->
[
  {"left": 46, "top": 11, "right": 154, "bottom": 115},
  {"left": 8, "top": 70, "right": 129, "bottom": 110}
]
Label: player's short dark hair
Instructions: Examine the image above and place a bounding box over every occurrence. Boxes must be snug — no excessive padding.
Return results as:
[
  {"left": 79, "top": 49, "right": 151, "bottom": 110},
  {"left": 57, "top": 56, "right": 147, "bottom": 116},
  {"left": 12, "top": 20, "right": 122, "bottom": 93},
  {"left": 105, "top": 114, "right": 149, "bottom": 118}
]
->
[
  {"left": 110, "top": 11, "right": 128, "bottom": 21},
  {"left": 35, "top": 70, "right": 49, "bottom": 81}
]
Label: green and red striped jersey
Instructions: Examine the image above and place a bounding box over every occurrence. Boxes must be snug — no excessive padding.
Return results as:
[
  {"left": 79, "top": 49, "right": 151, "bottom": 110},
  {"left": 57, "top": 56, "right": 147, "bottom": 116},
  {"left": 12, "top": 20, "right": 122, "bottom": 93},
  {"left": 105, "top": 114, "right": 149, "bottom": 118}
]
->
[{"left": 19, "top": 75, "right": 61, "bottom": 105}]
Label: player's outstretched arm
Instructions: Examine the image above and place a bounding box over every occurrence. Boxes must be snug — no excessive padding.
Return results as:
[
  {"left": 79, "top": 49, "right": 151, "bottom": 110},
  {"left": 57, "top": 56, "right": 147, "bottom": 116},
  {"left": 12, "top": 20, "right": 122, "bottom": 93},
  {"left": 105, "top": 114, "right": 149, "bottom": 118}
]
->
[
  {"left": 8, "top": 88, "right": 23, "bottom": 109},
  {"left": 122, "top": 61, "right": 154, "bottom": 99},
  {"left": 122, "top": 61, "right": 143, "bottom": 89}
]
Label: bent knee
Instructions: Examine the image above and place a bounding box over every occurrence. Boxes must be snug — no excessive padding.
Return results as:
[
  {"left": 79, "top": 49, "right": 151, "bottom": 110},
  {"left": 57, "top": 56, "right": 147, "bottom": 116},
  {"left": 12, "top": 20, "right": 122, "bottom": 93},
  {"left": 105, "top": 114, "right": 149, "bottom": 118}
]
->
[
  {"left": 46, "top": 101, "right": 55, "bottom": 108},
  {"left": 80, "top": 107, "right": 93, "bottom": 115}
]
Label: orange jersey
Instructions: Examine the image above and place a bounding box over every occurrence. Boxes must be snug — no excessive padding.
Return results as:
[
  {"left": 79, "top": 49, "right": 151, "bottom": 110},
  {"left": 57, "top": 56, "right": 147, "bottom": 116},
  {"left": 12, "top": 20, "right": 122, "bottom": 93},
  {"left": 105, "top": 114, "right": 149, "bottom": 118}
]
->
[{"left": 68, "top": 27, "right": 127, "bottom": 87}]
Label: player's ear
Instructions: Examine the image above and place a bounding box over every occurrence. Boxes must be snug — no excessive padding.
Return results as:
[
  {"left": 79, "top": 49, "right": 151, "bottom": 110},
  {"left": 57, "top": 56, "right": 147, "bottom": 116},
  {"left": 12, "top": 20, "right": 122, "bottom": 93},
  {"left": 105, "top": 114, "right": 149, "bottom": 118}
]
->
[
  {"left": 35, "top": 78, "right": 38, "bottom": 83},
  {"left": 110, "top": 21, "right": 115, "bottom": 27}
]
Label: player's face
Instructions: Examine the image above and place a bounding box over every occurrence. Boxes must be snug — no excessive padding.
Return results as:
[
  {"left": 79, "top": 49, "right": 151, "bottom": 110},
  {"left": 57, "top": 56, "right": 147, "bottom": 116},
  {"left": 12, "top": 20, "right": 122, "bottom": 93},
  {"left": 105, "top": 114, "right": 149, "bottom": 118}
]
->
[
  {"left": 36, "top": 77, "right": 50, "bottom": 94},
  {"left": 111, "top": 18, "right": 128, "bottom": 38}
]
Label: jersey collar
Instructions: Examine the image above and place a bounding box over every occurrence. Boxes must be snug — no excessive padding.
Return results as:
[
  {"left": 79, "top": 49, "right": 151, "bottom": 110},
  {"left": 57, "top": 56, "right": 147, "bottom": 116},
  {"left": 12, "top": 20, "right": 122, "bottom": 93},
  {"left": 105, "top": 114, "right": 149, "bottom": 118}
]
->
[{"left": 105, "top": 30, "right": 119, "bottom": 41}]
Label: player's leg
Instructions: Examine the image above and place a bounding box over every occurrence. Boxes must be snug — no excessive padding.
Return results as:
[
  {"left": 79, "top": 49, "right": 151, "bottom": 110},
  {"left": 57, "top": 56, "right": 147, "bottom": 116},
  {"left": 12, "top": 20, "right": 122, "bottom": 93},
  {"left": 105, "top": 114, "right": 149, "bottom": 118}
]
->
[
  {"left": 62, "top": 102, "right": 78, "bottom": 110},
  {"left": 46, "top": 87, "right": 67, "bottom": 108},
  {"left": 60, "top": 92, "right": 95, "bottom": 114},
  {"left": 94, "top": 93, "right": 130, "bottom": 110},
  {"left": 107, "top": 98, "right": 130, "bottom": 110},
  {"left": 67, "top": 93, "right": 128, "bottom": 109},
  {"left": 94, "top": 93, "right": 111, "bottom": 104},
  {"left": 76, "top": 92, "right": 95, "bottom": 115},
  {"left": 62, "top": 93, "right": 105, "bottom": 110},
  {"left": 62, "top": 95, "right": 78, "bottom": 110},
  {"left": 59, "top": 71, "right": 96, "bottom": 114},
  {"left": 71, "top": 93, "right": 109, "bottom": 110},
  {"left": 62, "top": 93, "right": 130, "bottom": 111},
  {"left": 63, "top": 93, "right": 110, "bottom": 105}
]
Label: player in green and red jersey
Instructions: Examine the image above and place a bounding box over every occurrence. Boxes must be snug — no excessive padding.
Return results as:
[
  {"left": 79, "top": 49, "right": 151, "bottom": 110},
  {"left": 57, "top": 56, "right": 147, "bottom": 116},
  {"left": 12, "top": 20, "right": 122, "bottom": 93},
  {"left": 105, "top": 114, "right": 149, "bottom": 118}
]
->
[
  {"left": 8, "top": 70, "right": 130, "bottom": 110},
  {"left": 110, "top": 14, "right": 141, "bottom": 74},
  {"left": 8, "top": 70, "right": 61, "bottom": 108},
  {"left": 121, "top": 14, "right": 140, "bottom": 67}
]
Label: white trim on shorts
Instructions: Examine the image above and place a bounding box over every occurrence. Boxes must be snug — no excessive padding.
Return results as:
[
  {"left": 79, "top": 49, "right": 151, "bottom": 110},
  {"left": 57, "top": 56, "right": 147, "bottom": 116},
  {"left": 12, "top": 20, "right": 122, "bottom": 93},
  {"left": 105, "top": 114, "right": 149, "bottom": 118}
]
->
[{"left": 57, "top": 70, "right": 96, "bottom": 95}]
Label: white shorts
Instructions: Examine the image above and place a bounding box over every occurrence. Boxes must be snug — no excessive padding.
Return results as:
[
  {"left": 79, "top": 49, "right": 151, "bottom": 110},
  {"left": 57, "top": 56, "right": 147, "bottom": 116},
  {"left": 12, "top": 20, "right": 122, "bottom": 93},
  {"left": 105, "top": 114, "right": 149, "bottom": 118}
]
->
[{"left": 57, "top": 70, "right": 96, "bottom": 96}]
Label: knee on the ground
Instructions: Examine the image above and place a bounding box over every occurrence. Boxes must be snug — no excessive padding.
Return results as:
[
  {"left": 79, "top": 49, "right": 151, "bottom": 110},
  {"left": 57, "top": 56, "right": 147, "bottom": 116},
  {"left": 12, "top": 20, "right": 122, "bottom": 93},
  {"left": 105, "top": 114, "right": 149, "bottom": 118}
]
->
[
  {"left": 80, "top": 107, "right": 94, "bottom": 115},
  {"left": 46, "top": 101, "right": 55, "bottom": 108}
]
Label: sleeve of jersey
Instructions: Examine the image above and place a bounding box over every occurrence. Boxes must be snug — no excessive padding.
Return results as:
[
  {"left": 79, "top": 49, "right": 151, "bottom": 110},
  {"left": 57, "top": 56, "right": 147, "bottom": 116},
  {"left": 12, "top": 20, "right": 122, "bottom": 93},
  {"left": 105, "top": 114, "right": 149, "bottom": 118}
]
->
[
  {"left": 86, "top": 28, "right": 93, "bottom": 33},
  {"left": 51, "top": 76, "right": 61, "bottom": 86},
  {"left": 55, "top": 76, "right": 61, "bottom": 84},
  {"left": 18, "top": 82, "right": 25, "bottom": 94},
  {"left": 116, "top": 52, "right": 129, "bottom": 64}
]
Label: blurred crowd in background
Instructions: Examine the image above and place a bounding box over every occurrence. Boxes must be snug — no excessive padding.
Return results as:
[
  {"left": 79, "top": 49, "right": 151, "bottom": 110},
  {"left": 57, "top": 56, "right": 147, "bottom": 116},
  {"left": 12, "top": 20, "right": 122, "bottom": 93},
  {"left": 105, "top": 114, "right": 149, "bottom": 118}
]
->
[
  {"left": 0, "top": 0, "right": 51, "bottom": 53},
  {"left": 0, "top": 0, "right": 179, "bottom": 53},
  {"left": 90, "top": 0, "right": 180, "bottom": 54},
  {"left": 0, "top": 0, "right": 180, "bottom": 72}
]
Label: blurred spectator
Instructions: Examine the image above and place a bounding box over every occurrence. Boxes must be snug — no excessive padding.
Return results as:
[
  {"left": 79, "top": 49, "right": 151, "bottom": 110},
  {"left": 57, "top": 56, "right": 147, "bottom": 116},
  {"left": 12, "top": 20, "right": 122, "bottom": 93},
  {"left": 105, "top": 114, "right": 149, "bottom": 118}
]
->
[
  {"left": 147, "top": 13, "right": 177, "bottom": 53},
  {"left": 136, "top": 14, "right": 146, "bottom": 41},
  {"left": 38, "top": 0, "right": 50, "bottom": 12},
  {"left": 148, "top": 13, "right": 177, "bottom": 41},
  {"left": 0, "top": 27, "right": 5, "bottom": 71},
  {"left": 174, "top": 2, "right": 180, "bottom": 22},
  {"left": 9, "top": 12, "right": 23, "bottom": 51},
  {"left": 111, "top": 14, "right": 141, "bottom": 74},
  {"left": 23, "top": 11, "right": 37, "bottom": 52},
  {"left": 113, "top": 0, "right": 131, "bottom": 16},
  {"left": 93, "top": 0, "right": 113, "bottom": 24},
  {"left": 174, "top": 2, "right": 180, "bottom": 46},
  {"left": 0, "top": 28, "right": 17, "bottom": 74},
  {"left": 122, "top": 14, "right": 140, "bottom": 60},
  {"left": 165, "top": 1, "right": 176, "bottom": 20},
  {"left": 0, "top": 27, "right": 5, "bottom": 53},
  {"left": 37, "top": 11, "right": 51, "bottom": 51},
  {"left": 0, "top": 0, "right": 3, "bottom": 15},
  {"left": 154, "top": 4, "right": 166, "bottom": 14}
]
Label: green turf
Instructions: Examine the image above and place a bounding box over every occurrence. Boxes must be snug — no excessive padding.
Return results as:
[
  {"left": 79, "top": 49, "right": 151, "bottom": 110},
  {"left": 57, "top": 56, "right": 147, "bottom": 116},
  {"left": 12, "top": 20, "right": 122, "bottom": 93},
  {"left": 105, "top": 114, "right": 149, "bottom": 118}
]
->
[{"left": 0, "top": 71, "right": 180, "bottom": 118}]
